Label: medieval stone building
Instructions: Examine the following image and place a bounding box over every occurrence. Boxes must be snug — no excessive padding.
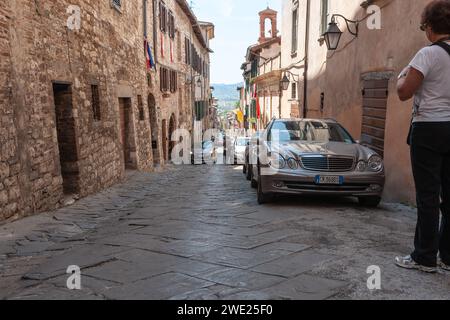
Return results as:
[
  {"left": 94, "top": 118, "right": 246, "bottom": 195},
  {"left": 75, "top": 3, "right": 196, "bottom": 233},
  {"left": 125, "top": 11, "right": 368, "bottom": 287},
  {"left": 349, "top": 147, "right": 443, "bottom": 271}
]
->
[{"left": 0, "top": 0, "right": 214, "bottom": 221}]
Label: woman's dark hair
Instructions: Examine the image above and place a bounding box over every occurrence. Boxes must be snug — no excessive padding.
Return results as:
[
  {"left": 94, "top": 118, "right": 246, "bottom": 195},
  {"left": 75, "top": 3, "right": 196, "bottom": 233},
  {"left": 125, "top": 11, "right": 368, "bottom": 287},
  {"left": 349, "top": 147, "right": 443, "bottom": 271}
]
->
[{"left": 422, "top": 0, "right": 450, "bottom": 34}]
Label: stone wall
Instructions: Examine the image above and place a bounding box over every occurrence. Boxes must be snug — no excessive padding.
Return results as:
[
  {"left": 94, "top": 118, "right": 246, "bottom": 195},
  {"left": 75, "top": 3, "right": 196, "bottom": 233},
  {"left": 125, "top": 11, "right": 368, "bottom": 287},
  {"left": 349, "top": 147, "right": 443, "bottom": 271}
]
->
[
  {"left": 0, "top": 0, "right": 212, "bottom": 222},
  {"left": 0, "top": 0, "right": 153, "bottom": 221},
  {"left": 0, "top": 0, "right": 22, "bottom": 221}
]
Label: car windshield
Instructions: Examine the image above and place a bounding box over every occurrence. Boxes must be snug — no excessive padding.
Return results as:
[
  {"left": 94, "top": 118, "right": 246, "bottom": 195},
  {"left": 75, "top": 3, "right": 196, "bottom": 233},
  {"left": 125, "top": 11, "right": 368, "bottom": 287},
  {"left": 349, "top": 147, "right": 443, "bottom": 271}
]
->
[
  {"left": 202, "top": 141, "right": 213, "bottom": 149},
  {"left": 269, "top": 120, "right": 355, "bottom": 143},
  {"left": 236, "top": 138, "right": 249, "bottom": 146}
]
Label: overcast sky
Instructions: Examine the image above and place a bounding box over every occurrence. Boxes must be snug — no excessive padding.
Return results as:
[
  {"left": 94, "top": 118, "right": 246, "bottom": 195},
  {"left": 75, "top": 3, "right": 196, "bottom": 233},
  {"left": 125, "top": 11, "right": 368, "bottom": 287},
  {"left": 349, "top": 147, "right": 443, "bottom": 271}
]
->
[{"left": 192, "top": 0, "right": 282, "bottom": 85}]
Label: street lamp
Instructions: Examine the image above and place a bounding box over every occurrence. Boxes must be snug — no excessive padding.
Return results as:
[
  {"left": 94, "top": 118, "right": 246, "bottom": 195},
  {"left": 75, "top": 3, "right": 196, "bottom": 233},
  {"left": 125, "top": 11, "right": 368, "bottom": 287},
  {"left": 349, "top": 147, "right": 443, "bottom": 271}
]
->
[
  {"left": 280, "top": 74, "right": 290, "bottom": 91},
  {"left": 280, "top": 71, "right": 300, "bottom": 91},
  {"left": 323, "top": 14, "right": 359, "bottom": 51}
]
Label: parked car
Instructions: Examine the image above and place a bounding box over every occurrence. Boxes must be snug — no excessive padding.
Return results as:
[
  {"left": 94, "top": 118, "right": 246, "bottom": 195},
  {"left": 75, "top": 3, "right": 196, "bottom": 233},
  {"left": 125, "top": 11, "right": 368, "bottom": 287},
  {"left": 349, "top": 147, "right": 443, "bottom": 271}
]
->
[
  {"left": 191, "top": 141, "right": 216, "bottom": 165},
  {"left": 234, "top": 137, "right": 250, "bottom": 165},
  {"left": 249, "top": 118, "right": 385, "bottom": 207},
  {"left": 243, "top": 131, "right": 261, "bottom": 179}
]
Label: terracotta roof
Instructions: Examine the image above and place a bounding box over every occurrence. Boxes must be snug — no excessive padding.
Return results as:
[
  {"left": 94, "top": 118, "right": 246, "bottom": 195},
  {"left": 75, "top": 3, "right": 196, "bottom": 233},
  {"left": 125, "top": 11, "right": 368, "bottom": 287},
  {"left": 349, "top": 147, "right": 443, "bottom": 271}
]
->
[
  {"left": 259, "top": 7, "right": 277, "bottom": 15},
  {"left": 175, "top": 0, "right": 213, "bottom": 52}
]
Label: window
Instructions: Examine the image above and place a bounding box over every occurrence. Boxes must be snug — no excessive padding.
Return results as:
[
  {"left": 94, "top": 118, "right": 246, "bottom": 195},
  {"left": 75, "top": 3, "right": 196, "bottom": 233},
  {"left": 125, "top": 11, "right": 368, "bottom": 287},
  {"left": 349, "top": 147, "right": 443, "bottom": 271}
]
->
[
  {"left": 291, "top": 82, "right": 297, "bottom": 100},
  {"left": 185, "top": 37, "right": 191, "bottom": 65},
  {"left": 168, "top": 11, "right": 175, "bottom": 39},
  {"left": 138, "top": 95, "right": 145, "bottom": 121},
  {"left": 169, "top": 70, "right": 177, "bottom": 93},
  {"left": 291, "top": 8, "right": 298, "bottom": 54},
  {"left": 321, "top": 0, "right": 329, "bottom": 35},
  {"left": 159, "top": 2, "right": 167, "bottom": 32},
  {"left": 91, "top": 85, "right": 101, "bottom": 121},
  {"left": 160, "top": 67, "right": 169, "bottom": 92},
  {"left": 160, "top": 67, "right": 177, "bottom": 93}
]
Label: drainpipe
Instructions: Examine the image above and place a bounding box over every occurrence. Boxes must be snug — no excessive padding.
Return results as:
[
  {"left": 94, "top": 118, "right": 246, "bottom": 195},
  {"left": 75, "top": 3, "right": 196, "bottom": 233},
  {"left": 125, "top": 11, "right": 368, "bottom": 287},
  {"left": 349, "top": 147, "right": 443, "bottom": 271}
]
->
[
  {"left": 152, "top": 0, "right": 158, "bottom": 65},
  {"left": 303, "top": 0, "right": 311, "bottom": 118}
]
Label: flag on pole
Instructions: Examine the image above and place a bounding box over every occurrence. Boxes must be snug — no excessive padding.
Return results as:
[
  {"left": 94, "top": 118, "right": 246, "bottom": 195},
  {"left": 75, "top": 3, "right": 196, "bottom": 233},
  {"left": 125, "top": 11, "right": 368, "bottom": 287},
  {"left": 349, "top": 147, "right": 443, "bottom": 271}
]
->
[
  {"left": 144, "top": 38, "right": 156, "bottom": 70},
  {"left": 256, "top": 96, "right": 261, "bottom": 119}
]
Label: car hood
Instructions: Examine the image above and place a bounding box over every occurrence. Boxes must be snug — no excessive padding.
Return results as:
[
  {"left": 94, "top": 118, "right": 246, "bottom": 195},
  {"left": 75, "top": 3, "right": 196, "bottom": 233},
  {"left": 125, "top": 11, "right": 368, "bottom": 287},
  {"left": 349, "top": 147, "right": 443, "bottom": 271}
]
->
[{"left": 268, "top": 141, "right": 378, "bottom": 160}]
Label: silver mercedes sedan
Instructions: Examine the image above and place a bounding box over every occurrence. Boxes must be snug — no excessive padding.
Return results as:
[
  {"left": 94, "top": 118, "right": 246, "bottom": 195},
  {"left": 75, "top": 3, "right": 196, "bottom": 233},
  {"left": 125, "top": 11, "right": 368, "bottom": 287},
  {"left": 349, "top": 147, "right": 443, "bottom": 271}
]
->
[{"left": 249, "top": 118, "right": 385, "bottom": 207}]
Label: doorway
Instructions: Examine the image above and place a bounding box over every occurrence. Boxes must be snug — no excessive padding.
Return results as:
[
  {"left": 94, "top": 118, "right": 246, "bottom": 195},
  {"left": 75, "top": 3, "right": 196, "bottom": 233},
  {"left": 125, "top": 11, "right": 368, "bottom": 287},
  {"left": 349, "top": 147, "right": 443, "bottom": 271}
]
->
[
  {"left": 119, "top": 98, "right": 135, "bottom": 169},
  {"left": 168, "top": 114, "right": 176, "bottom": 161},
  {"left": 148, "top": 94, "right": 160, "bottom": 165},
  {"left": 52, "top": 83, "right": 80, "bottom": 195},
  {"left": 361, "top": 79, "right": 388, "bottom": 157},
  {"left": 162, "top": 119, "right": 168, "bottom": 162}
]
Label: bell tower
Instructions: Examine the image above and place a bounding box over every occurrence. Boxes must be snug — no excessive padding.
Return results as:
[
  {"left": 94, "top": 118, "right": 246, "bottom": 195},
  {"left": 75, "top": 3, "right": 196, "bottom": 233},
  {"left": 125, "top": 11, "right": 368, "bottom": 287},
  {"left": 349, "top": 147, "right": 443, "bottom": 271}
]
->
[{"left": 259, "top": 7, "right": 278, "bottom": 44}]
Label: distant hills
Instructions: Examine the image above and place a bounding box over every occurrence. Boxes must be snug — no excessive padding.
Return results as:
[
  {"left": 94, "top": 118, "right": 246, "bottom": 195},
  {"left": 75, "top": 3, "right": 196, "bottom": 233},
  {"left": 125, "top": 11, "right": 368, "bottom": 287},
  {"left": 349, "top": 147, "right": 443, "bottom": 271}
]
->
[{"left": 212, "top": 83, "right": 244, "bottom": 112}]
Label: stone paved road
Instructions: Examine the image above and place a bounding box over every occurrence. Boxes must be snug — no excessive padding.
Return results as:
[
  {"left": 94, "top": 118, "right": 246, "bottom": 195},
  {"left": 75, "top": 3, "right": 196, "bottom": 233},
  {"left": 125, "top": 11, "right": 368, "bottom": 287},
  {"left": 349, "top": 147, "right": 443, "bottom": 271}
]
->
[{"left": 1, "top": 165, "right": 450, "bottom": 300}]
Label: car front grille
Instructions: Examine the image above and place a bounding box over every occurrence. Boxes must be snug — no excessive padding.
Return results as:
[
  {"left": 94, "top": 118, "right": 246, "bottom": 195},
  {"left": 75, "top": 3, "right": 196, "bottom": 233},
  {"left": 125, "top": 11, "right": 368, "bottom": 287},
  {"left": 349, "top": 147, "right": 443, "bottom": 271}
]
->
[
  {"left": 284, "top": 182, "right": 369, "bottom": 192},
  {"left": 300, "top": 156, "right": 355, "bottom": 172}
]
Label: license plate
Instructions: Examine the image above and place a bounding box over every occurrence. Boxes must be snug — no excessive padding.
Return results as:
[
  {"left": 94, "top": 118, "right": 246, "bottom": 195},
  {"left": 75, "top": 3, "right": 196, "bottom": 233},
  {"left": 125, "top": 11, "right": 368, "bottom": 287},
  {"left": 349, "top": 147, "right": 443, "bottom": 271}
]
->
[{"left": 315, "top": 176, "right": 344, "bottom": 185}]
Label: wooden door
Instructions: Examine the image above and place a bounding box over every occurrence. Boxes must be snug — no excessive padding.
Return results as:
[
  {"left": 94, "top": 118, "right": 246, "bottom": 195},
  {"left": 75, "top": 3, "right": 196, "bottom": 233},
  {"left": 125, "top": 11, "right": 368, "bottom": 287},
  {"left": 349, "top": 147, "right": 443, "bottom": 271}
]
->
[
  {"left": 361, "top": 79, "right": 388, "bottom": 157},
  {"left": 119, "top": 98, "right": 131, "bottom": 168},
  {"left": 162, "top": 119, "right": 168, "bottom": 162}
]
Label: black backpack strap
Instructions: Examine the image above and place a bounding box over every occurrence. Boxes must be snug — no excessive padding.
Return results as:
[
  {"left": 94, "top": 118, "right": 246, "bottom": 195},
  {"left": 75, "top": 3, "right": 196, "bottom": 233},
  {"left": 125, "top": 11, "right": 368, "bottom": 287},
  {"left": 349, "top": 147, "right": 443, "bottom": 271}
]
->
[{"left": 432, "top": 40, "right": 450, "bottom": 56}]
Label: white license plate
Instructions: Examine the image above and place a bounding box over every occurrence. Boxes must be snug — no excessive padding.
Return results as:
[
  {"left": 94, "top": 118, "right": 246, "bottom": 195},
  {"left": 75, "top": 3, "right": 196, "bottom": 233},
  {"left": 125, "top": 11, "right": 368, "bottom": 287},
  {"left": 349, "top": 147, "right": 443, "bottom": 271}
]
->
[{"left": 315, "top": 176, "right": 344, "bottom": 185}]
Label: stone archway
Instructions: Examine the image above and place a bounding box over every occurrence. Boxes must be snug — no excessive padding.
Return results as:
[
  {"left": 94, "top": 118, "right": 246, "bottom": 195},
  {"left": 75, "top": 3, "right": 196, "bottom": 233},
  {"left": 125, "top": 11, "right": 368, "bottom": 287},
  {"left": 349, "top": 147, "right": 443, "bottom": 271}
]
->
[{"left": 148, "top": 94, "right": 160, "bottom": 165}]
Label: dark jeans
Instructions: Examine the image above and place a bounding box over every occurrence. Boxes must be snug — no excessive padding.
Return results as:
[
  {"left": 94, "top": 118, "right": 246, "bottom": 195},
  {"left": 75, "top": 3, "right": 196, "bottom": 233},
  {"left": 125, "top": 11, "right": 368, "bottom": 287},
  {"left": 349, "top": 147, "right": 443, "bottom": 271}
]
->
[{"left": 410, "top": 122, "right": 450, "bottom": 267}]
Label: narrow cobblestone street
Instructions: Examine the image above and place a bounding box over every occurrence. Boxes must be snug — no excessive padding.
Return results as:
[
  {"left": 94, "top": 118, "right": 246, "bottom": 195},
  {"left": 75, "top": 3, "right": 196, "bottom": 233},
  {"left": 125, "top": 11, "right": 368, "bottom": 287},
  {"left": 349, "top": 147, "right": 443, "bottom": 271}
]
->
[{"left": 1, "top": 165, "right": 450, "bottom": 300}]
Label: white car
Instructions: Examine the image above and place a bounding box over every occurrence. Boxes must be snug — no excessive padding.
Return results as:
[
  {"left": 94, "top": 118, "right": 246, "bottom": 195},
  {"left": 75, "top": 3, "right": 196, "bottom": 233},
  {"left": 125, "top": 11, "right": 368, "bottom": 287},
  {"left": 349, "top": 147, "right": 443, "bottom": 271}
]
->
[{"left": 234, "top": 137, "right": 250, "bottom": 165}]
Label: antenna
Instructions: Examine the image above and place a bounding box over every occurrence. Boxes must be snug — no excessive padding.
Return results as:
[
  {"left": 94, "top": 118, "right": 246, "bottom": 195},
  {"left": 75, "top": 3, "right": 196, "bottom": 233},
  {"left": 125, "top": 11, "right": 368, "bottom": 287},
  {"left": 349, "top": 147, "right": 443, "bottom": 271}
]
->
[{"left": 190, "top": 0, "right": 195, "bottom": 10}]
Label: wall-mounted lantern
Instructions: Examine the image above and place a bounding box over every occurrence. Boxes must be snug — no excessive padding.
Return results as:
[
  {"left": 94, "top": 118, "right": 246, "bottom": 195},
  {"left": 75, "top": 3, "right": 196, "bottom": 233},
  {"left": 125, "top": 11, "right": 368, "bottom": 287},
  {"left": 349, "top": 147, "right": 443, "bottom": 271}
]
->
[
  {"left": 323, "top": 14, "right": 359, "bottom": 51},
  {"left": 280, "top": 73, "right": 290, "bottom": 91}
]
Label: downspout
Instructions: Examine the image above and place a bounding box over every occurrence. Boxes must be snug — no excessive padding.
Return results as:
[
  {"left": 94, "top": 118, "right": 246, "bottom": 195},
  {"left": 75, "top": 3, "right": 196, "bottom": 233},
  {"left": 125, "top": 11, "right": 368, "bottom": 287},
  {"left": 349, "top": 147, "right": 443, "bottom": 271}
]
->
[
  {"left": 303, "top": 0, "right": 311, "bottom": 118},
  {"left": 152, "top": 0, "right": 158, "bottom": 65}
]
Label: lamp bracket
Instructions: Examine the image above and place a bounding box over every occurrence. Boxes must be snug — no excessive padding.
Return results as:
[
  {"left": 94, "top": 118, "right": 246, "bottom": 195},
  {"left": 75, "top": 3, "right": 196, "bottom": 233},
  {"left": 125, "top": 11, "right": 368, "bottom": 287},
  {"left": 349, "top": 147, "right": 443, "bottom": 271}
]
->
[
  {"left": 284, "top": 70, "right": 300, "bottom": 82},
  {"left": 331, "top": 14, "right": 359, "bottom": 37}
]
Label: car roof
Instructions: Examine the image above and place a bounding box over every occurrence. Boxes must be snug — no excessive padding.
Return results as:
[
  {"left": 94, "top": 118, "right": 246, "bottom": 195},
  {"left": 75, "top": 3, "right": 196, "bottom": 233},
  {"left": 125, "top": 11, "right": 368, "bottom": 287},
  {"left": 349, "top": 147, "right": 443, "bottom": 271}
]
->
[{"left": 274, "top": 118, "right": 338, "bottom": 123}]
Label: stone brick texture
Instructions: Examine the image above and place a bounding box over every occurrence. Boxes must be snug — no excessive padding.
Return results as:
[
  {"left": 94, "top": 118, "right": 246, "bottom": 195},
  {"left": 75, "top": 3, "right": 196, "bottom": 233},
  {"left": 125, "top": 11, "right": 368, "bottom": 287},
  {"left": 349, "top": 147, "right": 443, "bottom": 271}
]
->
[{"left": 0, "top": 0, "right": 212, "bottom": 222}]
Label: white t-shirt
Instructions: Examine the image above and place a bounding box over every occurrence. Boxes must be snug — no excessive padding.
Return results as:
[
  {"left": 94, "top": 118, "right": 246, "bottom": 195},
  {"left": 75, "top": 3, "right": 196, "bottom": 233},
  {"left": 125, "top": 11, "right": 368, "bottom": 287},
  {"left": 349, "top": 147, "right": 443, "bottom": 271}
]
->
[{"left": 409, "top": 41, "right": 450, "bottom": 123}]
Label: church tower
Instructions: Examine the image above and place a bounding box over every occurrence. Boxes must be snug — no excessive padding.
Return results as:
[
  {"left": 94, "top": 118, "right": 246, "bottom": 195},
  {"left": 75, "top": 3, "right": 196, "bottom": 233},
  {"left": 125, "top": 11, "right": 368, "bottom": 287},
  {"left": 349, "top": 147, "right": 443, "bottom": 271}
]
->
[{"left": 258, "top": 7, "right": 278, "bottom": 44}]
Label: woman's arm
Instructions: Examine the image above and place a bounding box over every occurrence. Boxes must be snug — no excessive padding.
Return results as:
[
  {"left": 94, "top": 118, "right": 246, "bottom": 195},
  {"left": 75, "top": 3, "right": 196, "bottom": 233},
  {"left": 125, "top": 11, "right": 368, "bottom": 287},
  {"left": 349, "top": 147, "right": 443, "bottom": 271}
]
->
[{"left": 397, "top": 67, "right": 424, "bottom": 101}]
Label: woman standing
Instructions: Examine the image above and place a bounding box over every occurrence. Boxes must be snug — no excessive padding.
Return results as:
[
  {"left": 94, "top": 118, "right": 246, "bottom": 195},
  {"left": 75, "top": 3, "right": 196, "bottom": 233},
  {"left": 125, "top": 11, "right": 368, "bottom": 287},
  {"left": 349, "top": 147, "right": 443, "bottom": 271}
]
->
[{"left": 395, "top": 0, "right": 450, "bottom": 273}]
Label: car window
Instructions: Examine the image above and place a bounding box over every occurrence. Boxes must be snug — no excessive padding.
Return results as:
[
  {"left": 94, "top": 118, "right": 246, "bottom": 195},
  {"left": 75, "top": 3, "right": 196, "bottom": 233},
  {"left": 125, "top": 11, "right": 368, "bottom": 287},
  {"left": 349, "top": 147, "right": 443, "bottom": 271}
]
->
[
  {"left": 269, "top": 121, "right": 354, "bottom": 143},
  {"left": 236, "top": 139, "right": 249, "bottom": 146},
  {"left": 203, "top": 141, "right": 213, "bottom": 149}
]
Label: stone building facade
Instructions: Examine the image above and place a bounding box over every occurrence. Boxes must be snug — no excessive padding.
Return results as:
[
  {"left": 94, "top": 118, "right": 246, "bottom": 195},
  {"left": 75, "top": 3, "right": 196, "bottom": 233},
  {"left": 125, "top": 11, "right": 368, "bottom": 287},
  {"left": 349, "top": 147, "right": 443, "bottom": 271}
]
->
[
  {"left": 0, "top": 0, "right": 213, "bottom": 222},
  {"left": 280, "top": 0, "right": 432, "bottom": 203}
]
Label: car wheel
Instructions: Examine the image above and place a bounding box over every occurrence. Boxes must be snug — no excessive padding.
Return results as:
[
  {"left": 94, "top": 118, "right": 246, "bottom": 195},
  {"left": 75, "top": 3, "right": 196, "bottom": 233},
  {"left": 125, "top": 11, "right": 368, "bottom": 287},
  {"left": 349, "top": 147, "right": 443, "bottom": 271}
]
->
[
  {"left": 257, "top": 176, "right": 273, "bottom": 204},
  {"left": 358, "top": 196, "right": 381, "bottom": 208},
  {"left": 250, "top": 168, "right": 258, "bottom": 189},
  {"left": 246, "top": 164, "right": 252, "bottom": 181}
]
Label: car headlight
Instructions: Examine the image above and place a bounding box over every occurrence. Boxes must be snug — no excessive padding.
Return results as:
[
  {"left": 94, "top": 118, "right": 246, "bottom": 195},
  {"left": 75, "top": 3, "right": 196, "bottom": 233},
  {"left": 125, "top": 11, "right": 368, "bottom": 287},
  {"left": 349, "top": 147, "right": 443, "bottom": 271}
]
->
[
  {"left": 269, "top": 153, "right": 286, "bottom": 170},
  {"left": 356, "top": 160, "right": 367, "bottom": 172},
  {"left": 287, "top": 158, "right": 299, "bottom": 170},
  {"left": 368, "top": 155, "right": 383, "bottom": 172}
]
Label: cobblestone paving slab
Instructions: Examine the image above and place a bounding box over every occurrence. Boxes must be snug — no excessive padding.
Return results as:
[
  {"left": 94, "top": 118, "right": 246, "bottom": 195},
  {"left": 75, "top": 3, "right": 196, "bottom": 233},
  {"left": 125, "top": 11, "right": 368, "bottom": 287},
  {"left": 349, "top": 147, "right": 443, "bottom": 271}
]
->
[{"left": 1, "top": 165, "right": 450, "bottom": 300}]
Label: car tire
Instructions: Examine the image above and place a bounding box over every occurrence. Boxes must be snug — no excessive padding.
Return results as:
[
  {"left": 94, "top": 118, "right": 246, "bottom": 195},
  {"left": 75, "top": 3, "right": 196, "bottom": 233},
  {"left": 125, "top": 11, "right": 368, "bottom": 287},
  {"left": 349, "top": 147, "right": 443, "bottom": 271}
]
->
[
  {"left": 246, "top": 164, "right": 252, "bottom": 181},
  {"left": 250, "top": 169, "right": 258, "bottom": 189},
  {"left": 257, "top": 176, "right": 273, "bottom": 204},
  {"left": 358, "top": 196, "right": 381, "bottom": 208}
]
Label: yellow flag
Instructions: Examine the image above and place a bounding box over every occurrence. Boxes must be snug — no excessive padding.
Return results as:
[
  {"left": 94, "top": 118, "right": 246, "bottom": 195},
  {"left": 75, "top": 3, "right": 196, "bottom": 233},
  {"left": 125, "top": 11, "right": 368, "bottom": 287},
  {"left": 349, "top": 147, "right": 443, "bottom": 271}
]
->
[{"left": 237, "top": 110, "right": 244, "bottom": 123}]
